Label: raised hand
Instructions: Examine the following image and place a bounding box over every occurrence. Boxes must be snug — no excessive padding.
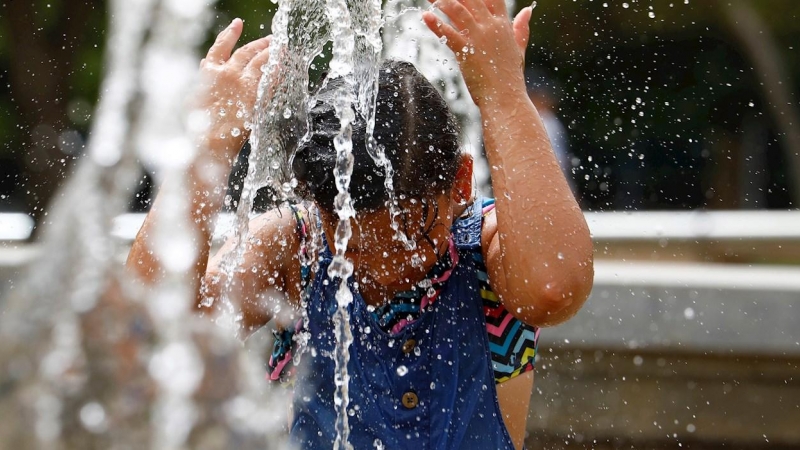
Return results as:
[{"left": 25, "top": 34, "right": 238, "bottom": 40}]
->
[
  {"left": 197, "top": 18, "right": 271, "bottom": 161},
  {"left": 422, "top": 1, "right": 533, "bottom": 106}
]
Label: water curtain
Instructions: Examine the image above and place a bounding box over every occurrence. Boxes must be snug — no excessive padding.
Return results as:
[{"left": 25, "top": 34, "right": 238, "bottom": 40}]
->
[
  {"left": 0, "top": 0, "right": 485, "bottom": 447},
  {"left": 0, "top": 0, "right": 289, "bottom": 447}
]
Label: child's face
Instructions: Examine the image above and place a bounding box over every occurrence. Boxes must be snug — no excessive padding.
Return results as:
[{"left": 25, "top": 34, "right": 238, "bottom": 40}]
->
[{"left": 320, "top": 194, "right": 454, "bottom": 291}]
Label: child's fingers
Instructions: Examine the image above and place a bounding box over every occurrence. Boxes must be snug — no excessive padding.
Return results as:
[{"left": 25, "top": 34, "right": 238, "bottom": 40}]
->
[
  {"left": 422, "top": 11, "right": 468, "bottom": 51},
  {"left": 206, "top": 18, "right": 244, "bottom": 64},
  {"left": 512, "top": 6, "right": 533, "bottom": 53},
  {"left": 429, "top": 0, "right": 477, "bottom": 31},
  {"left": 484, "top": 0, "right": 508, "bottom": 17},
  {"left": 230, "top": 35, "right": 272, "bottom": 70},
  {"left": 456, "top": 0, "right": 490, "bottom": 16},
  {"left": 245, "top": 45, "right": 272, "bottom": 75}
]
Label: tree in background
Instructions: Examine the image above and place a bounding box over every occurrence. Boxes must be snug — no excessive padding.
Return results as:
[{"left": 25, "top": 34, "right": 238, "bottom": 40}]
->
[
  {"left": 1, "top": 0, "right": 105, "bottom": 219},
  {"left": 526, "top": 0, "right": 799, "bottom": 210},
  {"left": 0, "top": 0, "right": 277, "bottom": 223}
]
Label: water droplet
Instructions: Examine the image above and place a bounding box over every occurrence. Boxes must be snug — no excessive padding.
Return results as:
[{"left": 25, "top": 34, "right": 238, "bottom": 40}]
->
[
  {"left": 410, "top": 253, "right": 423, "bottom": 268},
  {"left": 684, "top": 307, "right": 696, "bottom": 320},
  {"left": 283, "top": 107, "right": 292, "bottom": 119},
  {"left": 396, "top": 365, "right": 408, "bottom": 376},
  {"left": 438, "top": 36, "right": 447, "bottom": 44},
  {"left": 79, "top": 402, "right": 108, "bottom": 433},
  {"left": 230, "top": 127, "right": 241, "bottom": 137}
]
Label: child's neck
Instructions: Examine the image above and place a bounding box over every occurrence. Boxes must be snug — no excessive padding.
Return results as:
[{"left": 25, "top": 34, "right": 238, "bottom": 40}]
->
[{"left": 355, "top": 267, "right": 428, "bottom": 307}]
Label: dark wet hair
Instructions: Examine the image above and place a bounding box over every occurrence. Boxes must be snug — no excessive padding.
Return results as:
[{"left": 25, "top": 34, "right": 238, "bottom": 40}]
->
[{"left": 292, "top": 60, "right": 462, "bottom": 214}]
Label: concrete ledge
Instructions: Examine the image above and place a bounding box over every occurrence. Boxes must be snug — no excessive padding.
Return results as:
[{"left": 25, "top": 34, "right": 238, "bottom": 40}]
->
[
  {"left": 595, "top": 260, "right": 800, "bottom": 291},
  {"left": 528, "top": 347, "right": 800, "bottom": 449},
  {"left": 529, "top": 273, "right": 800, "bottom": 448},
  {"left": 584, "top": 210, "right": 800, "bottom": 241},
  {"left": 542, "top": 280, "right": 800, "bottom": 357}
]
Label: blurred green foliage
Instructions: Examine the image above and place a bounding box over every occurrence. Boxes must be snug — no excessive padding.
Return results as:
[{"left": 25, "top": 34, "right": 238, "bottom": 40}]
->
[{"left": 526, "top": 0, "right": 800, "bottom": 209}]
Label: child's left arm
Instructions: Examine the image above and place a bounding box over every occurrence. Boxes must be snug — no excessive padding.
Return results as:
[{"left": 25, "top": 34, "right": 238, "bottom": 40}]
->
[{"left": 424, "top": 1, "right": 593, "bottom": 327}]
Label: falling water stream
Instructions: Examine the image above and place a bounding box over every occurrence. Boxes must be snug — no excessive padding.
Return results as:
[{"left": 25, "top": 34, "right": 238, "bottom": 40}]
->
[
  {"left": 0, "top": 0, "right": 487, "bottom": 448},
  {"left": 0, "top": 0, "right": 290, "bottom": 447}
]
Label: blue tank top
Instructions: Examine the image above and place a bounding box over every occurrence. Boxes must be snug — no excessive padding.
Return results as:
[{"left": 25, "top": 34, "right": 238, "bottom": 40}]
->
[{"left": 290, "top": 200, "right": 515, "bottom": 449}]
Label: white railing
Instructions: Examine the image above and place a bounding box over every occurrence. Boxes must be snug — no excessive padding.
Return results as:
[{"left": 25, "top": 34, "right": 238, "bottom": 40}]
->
[
  {"left": 3, "top": 210, "right": 800, "bottom": 243},
  {"left": 0, "top": 213, "right": 35, "bottom": 241}
]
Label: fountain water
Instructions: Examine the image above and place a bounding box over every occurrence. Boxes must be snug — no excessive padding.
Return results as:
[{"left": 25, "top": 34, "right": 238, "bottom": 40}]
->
[
  {"left": 0, "top": 0, "right": 495, "bottom": 448},
  {"left": 0, "top": 0, "right": 289, "bottom": 448}
]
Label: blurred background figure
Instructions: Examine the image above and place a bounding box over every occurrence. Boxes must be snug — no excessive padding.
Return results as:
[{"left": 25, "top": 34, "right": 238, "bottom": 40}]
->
[{"left": 525, "top": 68, "right": 578, "bottom": 197}]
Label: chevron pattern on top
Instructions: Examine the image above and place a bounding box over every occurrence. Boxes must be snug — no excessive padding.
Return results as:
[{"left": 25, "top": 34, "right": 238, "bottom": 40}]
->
[{"left": 471, "top": 242, "right": 539, "bottom": 384}]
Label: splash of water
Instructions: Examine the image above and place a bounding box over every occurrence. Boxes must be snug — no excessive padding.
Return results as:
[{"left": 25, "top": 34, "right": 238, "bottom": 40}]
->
[
  {"left": 134, "top": 0, "right": 217, "bottom": 445},
  {"left": 383, "top": 0, "right": 489, "bottom": 197},
  {"left": 1, "top": 0, "right": 293, "bottom": 448},
  {"left": 208, "top": 1, "right": 383, "bottom": 447},
  {"left": 220, "top": 1, "right": 482, "bottom": 447},
  {"left": 0, "top": 0, "right": 159, "bottom": 445},
  {"left": 213, "top": 0, "right": 332, "bottom": 325},
  {"left": 323, "top": 0, "right": 359, "bottom": 446}
]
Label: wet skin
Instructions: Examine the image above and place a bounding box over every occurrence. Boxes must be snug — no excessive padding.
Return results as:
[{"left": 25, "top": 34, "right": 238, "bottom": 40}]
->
[{"left": 317, "top": 193, "right": 464, "bottom": 306}]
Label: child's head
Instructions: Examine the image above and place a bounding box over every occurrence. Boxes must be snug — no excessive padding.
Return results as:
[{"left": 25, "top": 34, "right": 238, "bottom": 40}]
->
[
  {"left": 293, "top": 59, "right": 463, "bottom": 213},
  {"left": 293, "top": 60, "right": 471, "bottom": 285}
]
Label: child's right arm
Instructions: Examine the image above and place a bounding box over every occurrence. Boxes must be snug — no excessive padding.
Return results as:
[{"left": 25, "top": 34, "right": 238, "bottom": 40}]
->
[{"left": 126, "top": 19, "right": 296, "bottom": 333}]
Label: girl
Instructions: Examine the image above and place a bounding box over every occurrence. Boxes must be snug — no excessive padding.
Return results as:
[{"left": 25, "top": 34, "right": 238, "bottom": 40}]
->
[{"left": 128, "top": 1, "right": 593, "bottom": 448}]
